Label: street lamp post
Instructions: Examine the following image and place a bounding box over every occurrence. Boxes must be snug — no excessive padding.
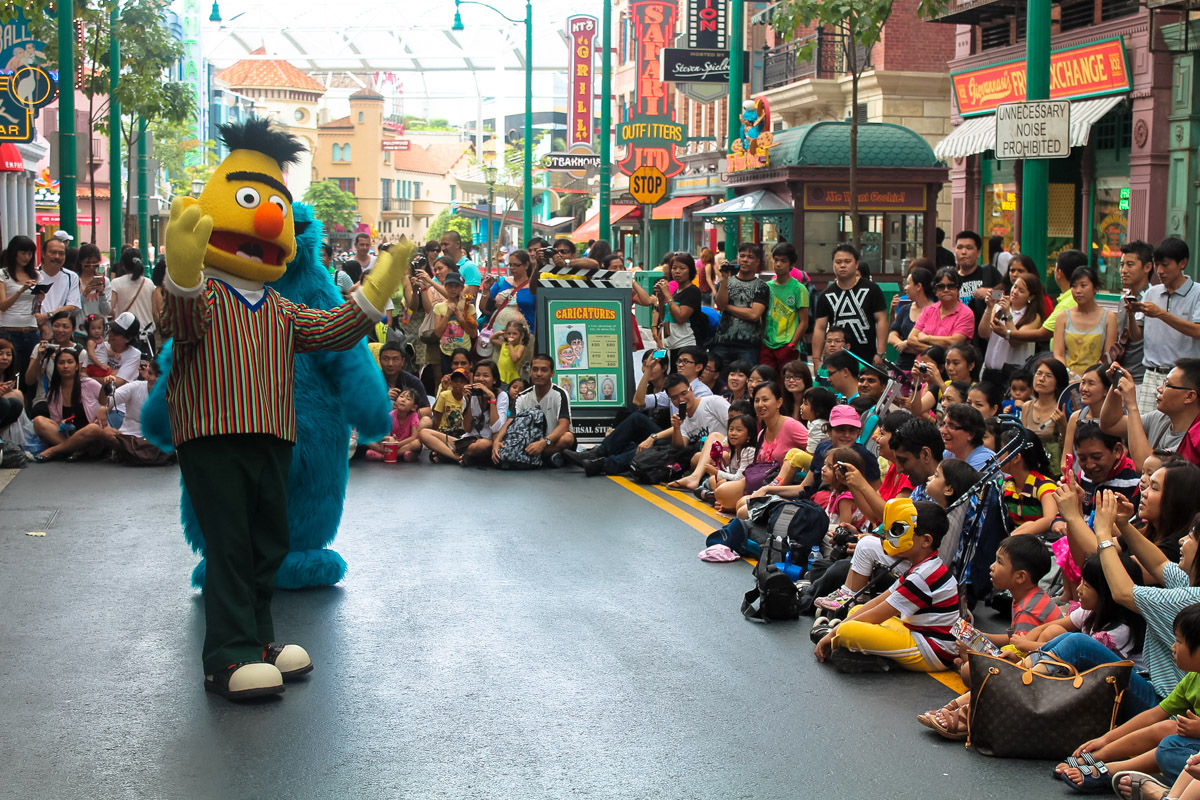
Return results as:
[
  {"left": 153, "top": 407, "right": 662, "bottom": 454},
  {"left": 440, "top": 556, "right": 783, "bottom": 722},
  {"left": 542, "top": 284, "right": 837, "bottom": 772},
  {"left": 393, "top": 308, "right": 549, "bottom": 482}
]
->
[
  {"left": 483, "top": 163, "right": 498, "bottom": 274},
  {"left": 453, "top": 0, "right": 534, "bottom": 247}
]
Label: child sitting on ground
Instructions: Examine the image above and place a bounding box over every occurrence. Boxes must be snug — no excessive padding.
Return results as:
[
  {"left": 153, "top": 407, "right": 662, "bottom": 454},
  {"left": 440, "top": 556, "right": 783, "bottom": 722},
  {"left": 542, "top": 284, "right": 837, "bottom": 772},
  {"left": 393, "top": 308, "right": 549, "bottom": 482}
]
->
[
  {"left": 821, "top": 447, "right": 868, "bottom": 532},
  {"left": 366, "top": 388, "right": 424, "bottom": 462},
  {"left": 1001, "top": 369, "right": 1033, "bottom": 415},
  {"left": 813, "top": 499, "right": 960, "bottom": 673},
  {"left": 1053, "top": 603, "right": 1200, "bottom": 793},
  {"left": 695, "top": 413, "right": 756, "bottom": 503},
  {"left": 813, "top": 458, "right": 979, "bottom": 613}
]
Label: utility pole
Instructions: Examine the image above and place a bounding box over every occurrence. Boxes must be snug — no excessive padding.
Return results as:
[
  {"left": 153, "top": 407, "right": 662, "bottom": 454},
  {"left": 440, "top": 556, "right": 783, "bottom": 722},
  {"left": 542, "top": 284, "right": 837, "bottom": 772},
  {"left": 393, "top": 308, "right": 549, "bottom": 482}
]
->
[
  {"left": 109, "top": 3, "right": 121, "bottom": 262},
  {"left": 725, "top": 0, "right": 744, "bottom": 249},
  {"left": 57, "top": 0, "right": 77, "bottom": 236},
  {"left": 599, "top": 0, "right": 612, "bottom": 243},
  {"left": 1021, "top": 0, "right": 1051, "bottom": 273}
]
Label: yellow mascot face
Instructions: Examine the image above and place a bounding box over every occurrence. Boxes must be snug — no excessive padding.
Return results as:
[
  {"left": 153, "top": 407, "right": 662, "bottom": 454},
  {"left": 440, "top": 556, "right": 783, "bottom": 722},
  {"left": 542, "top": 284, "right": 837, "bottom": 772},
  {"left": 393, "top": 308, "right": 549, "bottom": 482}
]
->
[
  {"left": 196, "top": 131, "right": 299, "bottom": 283},
  {"left": 880, "top": 497, "right": 919, "bottom": 557}
]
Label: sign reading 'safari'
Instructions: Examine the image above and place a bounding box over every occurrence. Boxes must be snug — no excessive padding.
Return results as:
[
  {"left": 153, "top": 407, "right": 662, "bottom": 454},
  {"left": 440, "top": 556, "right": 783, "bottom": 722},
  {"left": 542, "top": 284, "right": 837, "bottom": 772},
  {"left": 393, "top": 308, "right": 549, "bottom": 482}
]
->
[{"left": 617, "top": 0, "right": 684, "bottom": 179}]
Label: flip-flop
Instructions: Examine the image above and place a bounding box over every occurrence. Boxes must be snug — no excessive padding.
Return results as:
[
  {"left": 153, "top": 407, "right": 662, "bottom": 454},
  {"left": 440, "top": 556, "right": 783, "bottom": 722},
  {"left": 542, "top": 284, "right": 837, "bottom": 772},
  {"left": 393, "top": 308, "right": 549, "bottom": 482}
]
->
[
  {"left": 1055, "top": 762, "right": 1112, "bottom": 794},
  {"left": 665, "top": 481, "right": 692, "bottom": 490},
  {"left": 1111, "top": 770, "right": 1170, "bottom": 800}
]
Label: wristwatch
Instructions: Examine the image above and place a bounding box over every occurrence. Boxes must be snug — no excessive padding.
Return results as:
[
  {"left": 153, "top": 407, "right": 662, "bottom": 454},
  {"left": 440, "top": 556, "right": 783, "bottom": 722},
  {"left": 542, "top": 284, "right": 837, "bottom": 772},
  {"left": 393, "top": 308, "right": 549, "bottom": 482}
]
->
[
  {"left": 1097, "top": 540, "right": 1116, "bottom": 551},
  {"left": 543, "top": 437, "right": 552, "bottom": 447}
]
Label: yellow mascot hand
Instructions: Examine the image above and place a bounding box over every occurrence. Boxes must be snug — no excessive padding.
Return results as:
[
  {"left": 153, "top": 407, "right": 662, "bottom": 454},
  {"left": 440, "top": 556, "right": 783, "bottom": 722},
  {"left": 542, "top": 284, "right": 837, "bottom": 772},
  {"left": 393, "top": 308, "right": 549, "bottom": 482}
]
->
[
  {"left": 360, "top": 238, "right": 415, "bottom": 314},
  {"left": 165, "top": 196, "right": 214, "bottom": 290}
]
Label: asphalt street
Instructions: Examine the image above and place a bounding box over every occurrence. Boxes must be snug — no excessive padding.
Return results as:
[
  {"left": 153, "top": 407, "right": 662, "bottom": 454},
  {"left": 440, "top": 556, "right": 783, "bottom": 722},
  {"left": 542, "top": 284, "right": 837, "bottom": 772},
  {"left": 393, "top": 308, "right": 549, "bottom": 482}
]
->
[{"left": 0, "top": 460, "right": 1060, "bottom": 799}]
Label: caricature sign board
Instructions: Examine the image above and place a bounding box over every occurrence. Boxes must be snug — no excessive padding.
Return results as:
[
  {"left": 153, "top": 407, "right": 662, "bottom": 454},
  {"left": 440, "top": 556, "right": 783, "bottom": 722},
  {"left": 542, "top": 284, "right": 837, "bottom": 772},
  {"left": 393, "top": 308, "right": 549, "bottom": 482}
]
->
[{"left": 537, "top": 289, "right": 634, "bottom": 438}]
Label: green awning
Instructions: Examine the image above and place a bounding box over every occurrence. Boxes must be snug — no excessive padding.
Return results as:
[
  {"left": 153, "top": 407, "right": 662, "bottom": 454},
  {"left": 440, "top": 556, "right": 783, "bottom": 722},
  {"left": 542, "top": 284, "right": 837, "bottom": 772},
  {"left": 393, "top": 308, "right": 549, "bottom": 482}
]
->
[{"left": 692, "top": 189, "right": 793, "bottom": 218}]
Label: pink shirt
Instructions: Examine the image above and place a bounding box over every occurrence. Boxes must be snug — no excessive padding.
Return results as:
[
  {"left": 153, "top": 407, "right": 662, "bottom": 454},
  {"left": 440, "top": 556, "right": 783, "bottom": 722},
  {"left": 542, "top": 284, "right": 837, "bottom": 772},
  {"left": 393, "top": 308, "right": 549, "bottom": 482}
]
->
[
  {"left": 915, "top": 301, "right": 975, "bottom": 339},
  {"left": 757, "top": 416, "right": 808, "bottom": 462},
  {"left": 390, "top": 409, "right": 420, "bottom": 440}
]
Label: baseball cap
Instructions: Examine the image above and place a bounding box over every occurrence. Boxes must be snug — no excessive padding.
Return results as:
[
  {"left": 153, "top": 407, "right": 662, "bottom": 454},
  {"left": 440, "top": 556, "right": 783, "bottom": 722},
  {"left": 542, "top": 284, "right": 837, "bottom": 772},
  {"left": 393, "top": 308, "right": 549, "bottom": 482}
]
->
[
  {"left": 444, "top": 272, "right": 465, "bottom": 287},
  {"left": 829, "top": 405, "right": 862, "bottom": 429},
  {"left": 111, "top": 311, "right": 141, "bottom": 340},
  {"left": 449, "top": 368, "right": 470, "bottom": 381},
  {"left": 53, "top": 230, "right": 74, "bottom": 243}
]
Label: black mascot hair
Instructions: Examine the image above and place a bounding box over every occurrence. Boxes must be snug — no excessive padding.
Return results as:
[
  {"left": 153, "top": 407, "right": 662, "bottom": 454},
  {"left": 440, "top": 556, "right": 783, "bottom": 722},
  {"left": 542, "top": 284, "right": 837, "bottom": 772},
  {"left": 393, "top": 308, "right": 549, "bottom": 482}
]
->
[{"left": 217, "top": 117, "right": 306, "bottom": 167}]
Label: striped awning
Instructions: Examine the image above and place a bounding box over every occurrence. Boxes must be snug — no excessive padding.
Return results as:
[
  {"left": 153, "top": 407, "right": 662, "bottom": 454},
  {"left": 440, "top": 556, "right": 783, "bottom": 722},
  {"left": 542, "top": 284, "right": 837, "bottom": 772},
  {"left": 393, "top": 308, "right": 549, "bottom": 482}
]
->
[{"left": 933, "top": 95, "right": 1127, "bottom": 160}]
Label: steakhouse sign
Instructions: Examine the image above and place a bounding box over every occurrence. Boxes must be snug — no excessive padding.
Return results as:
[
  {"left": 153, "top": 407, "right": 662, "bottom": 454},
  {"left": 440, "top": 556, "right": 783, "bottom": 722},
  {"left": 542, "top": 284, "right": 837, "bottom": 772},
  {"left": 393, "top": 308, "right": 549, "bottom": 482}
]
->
[{"left": 616, "top": 0, "right": 685, "bottom": 179}]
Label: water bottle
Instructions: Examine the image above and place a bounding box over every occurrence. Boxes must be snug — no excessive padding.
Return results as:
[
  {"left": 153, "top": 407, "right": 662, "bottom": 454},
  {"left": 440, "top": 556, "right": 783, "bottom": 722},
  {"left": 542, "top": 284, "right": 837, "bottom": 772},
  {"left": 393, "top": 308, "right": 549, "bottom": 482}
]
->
[{"left": 807, "top": 545, "right": 821, "bottom": 575}]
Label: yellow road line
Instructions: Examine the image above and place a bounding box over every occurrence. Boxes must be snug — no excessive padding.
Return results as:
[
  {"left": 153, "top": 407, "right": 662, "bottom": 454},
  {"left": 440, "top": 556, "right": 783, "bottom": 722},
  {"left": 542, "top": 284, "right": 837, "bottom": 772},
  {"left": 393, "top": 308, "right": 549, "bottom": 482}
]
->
[
  {"left": 607, "top": 476, "right": 714, "bottom": 535},
  {"left": 657, "top": 486, "right": 734, "bottom": 523},
  {"left": 928, "top": 670, "right": 969, "bottom": 694}
]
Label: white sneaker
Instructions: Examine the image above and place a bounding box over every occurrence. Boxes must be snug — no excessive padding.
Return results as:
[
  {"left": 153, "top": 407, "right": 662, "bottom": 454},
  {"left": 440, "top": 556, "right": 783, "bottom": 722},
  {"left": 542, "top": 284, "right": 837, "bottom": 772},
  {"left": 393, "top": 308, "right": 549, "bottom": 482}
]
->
[{"left": 814, "top": 586, "right": 856, "bottom": 612}]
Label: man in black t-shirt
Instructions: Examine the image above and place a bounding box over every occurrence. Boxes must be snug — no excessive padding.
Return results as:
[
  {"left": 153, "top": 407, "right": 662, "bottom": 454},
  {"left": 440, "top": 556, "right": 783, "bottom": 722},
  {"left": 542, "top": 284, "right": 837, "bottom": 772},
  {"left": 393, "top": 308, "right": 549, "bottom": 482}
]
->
[
  {"left": 812, "top": 243, "right": 888, "bottom": 372},
  {"left": 954, "top": 230, "right": 1002, "bottom": 349},
  {"left": 378, "top": 342, "right": 432, "bottom": 425}
]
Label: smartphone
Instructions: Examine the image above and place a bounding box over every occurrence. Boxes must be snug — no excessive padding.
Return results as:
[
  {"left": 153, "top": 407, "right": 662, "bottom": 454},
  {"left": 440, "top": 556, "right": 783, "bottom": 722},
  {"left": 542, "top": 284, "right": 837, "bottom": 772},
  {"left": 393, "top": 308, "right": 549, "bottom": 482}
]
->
[
  {"left": 835, "top": 461, "right": 849, "bottom": 475},
  {"left": 29, "top": 284, "right": 50, "bottom": 296},
  {"left": 991, "top": 288, "right": 1003, "bottom": 302},
  {"left": 652, "top": 349, "right": 667, "bottom": 359},
  {"left": 1064, "top": 453, "right": 1075, "bottom": 474}
]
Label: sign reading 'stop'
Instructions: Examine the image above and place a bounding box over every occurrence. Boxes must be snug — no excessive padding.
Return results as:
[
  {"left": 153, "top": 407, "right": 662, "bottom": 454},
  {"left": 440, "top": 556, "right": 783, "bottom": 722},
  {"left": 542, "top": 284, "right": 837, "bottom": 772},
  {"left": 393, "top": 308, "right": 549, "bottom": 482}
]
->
[{"left": 951, "top": 37, "right": 1129, "bottom": 117}]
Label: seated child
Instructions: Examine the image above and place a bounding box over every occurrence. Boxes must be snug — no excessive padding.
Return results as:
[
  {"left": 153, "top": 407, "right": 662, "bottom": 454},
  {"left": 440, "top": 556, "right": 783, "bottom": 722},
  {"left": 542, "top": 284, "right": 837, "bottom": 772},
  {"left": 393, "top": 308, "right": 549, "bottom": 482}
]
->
[
  {"left": 813, "top": 498, "right": 960, "bottom": 673},
  {"left": 1000, "top": 369, "right": 1033, "bottom": 415},
  {"left": 365, "top": 388, "right": 423, "bottom": 462},
  {"left": 814, "top": 458, "right": 979, "bottom": 613},
  {"left": 1054, "top": 604, "right": 1200, "bottom": 793}
]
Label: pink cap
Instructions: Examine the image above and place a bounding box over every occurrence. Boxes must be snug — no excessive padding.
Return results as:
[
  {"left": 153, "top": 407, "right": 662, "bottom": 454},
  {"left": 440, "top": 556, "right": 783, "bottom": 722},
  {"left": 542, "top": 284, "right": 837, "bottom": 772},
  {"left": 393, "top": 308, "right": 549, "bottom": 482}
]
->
[{"left": 829, "top": 404, "right": 862, "bottom": 429}]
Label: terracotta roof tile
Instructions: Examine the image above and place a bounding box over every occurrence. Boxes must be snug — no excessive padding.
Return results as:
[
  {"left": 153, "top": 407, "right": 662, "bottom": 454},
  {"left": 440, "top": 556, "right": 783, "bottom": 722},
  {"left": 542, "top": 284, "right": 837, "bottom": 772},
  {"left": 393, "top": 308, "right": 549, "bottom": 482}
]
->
[
  {"left": 318, "top": 115, "right": 353, "bottom": 129},
  {"left": 389, "top": 142, "right": 472, "bottom": 175},
  {"left": 216, "top": 55, "right": 326, "bottom": 94}
]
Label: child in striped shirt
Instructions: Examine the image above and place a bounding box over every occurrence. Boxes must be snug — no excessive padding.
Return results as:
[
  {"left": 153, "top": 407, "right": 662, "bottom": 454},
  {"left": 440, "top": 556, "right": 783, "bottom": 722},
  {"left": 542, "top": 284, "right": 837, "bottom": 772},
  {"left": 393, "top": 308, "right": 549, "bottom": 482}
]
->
[{"left": 814, "top": 500, "right": 960, "bottom": 673}]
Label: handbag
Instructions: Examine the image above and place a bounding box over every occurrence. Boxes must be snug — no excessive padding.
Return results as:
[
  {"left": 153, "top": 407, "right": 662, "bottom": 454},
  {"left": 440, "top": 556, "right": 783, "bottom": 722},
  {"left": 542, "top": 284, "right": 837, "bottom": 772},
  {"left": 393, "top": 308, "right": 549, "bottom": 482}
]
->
[
  {"left": 417, "top": 307, "right": 438, "bottom": 345},
  {"left": 476, "top": 280, "right": 527, "bottom": 358},
  {"left": 743, "top": 461, "right": 780, "bottom": 494},
  {"left": 966, "top": 650, "right": 1133, "bottom": 760}
]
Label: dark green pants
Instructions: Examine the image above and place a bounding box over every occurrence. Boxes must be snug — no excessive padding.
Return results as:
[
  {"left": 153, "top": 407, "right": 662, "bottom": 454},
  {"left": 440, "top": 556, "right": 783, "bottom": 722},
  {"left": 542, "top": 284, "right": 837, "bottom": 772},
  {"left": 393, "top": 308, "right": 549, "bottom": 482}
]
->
[{"left": 177, "top": 434, "right": 292, "bottom": 674}]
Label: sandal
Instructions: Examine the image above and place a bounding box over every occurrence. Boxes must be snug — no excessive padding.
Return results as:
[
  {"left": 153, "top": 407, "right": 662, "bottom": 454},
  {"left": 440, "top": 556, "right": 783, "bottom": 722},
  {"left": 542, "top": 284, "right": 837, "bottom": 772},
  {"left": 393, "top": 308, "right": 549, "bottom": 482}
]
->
[
  {"left": 926, "top": 703, "right": 968, "bottom": 741},
  {"left": 1054, "top": 761, "right": 1112, "bottom": 794},
  {"left": 1111, "top": 770, "right": 1171, "bottom": 800},
  {"left": 917, "top": 696, "right": 967, "bottom": 731}
]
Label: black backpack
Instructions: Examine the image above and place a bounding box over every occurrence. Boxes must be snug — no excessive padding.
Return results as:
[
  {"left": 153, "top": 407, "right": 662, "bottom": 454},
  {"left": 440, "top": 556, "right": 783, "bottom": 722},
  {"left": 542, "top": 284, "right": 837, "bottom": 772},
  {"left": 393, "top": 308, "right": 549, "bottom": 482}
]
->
[
  {"left": 741, "top": 534, "right": 801, "bottom": 623},
  {"left": 628, "top": 441, "right": 697, "bottom": 485}
]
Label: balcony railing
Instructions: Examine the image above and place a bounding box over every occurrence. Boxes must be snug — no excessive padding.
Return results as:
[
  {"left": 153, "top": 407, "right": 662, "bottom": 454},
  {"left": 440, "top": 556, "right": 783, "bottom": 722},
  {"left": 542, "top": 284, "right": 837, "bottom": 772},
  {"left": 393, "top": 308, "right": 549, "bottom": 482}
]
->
[
  {"left": 762, "top": 30, "right": 871, "bottom": 91},
  {"left": 381, "top": 197, "right": 412, "bottom": 213}
]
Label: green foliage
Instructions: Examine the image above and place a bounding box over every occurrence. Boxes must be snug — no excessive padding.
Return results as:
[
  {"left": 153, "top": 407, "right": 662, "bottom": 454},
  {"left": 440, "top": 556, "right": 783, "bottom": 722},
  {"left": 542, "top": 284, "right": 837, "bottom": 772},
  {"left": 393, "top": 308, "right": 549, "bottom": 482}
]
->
[
  {"left": 151, "top": 119, "right": 218, "bottom": 198},
  {"left": 427, "top": 208, "right": 472, "bottom": 243},
  {"left": 303, "top": 181, "right": 359, "bottom": 237},
  {"left": 399, "top": 115, "right": 456, "bottom": 132},
  {"left": 771, "top": 0, "right": 950, "bottom": 55}
]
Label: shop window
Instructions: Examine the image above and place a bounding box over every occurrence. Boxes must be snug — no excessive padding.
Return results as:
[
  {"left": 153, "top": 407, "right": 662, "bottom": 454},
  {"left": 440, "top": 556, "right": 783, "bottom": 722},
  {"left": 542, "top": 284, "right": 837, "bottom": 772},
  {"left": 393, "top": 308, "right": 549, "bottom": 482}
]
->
[
  {"left": 335, "top": 178, "right": 356, "bottom": 194},
  {"left": 1094, "top": 182, "right": 1131, "bottom": 291},
  {"left": 1014, "top": 6, "right": 1026, "bottom": 42},
  {"left": 1093, "top": 107, "right": 1132, "bottom": 153},
  {"left": 983, "top": 183, "right": 1017, "bottom": 249}
]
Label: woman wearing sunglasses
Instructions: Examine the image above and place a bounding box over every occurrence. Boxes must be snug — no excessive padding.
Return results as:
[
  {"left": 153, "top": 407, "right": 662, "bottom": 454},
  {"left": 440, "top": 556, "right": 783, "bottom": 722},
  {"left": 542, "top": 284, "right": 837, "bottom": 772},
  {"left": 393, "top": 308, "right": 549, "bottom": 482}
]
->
[{"left": 906, "top": 267, "right": 976, "bottom": 352}]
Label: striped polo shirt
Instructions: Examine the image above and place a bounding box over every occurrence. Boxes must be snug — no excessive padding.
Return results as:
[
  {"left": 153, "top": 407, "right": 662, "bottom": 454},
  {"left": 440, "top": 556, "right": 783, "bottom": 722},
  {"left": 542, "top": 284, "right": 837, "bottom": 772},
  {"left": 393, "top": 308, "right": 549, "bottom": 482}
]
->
[
  {"left": 161, "top": 277, "right": 373, "bottom": 446},
  {"left": 888, "top": 553, "right": 960, "bottom": 668},
  {"left": 1132, "top": 563, "right": 1200, "bottom": 700},
  {"left": 1003, "top": 472, "right": 1056, "bottom": 525}
]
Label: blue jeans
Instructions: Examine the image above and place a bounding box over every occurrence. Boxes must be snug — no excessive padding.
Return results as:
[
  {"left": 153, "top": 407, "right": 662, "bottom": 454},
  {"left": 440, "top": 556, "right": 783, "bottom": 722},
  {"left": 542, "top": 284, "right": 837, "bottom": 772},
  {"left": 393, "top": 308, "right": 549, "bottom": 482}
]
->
[
  {"left": 1040, "top": 632, "right": 1159, "bottom": 714},
  {"left": 1157, "top": 735, "right": 1200, "bottom": 781}
]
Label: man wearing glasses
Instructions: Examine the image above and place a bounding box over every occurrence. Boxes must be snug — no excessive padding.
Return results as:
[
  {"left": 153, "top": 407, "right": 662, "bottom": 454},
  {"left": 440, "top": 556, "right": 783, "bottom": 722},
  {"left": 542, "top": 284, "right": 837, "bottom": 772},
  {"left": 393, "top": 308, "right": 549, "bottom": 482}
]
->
[
  {"left": 548, "top": 239, "right": 577, "bottom": 269},
  {"left": 673, "top": 345, "right": 713, "bottom": 398},
  {"left": 1100, "top": 358, "right": 1200, "bottom": 468}
]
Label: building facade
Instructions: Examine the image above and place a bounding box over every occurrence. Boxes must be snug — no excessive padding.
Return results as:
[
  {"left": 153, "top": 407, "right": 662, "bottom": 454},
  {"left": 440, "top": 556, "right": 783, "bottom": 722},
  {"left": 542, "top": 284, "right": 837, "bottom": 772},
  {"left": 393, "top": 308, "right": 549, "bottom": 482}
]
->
[{"left": 933, "top": 0, "right": 1175, "bottom": 290}]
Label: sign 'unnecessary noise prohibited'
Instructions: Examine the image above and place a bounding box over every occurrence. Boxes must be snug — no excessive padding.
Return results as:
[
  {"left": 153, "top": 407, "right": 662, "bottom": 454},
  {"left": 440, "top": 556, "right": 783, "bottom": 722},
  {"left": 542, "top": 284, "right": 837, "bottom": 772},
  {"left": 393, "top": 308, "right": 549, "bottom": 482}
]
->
[
  {"left": 994, "top": 100, "right": 1071, "bottom": 160},
  {"left": 629, "top": 165, "right": 667, "bottom": 205}
]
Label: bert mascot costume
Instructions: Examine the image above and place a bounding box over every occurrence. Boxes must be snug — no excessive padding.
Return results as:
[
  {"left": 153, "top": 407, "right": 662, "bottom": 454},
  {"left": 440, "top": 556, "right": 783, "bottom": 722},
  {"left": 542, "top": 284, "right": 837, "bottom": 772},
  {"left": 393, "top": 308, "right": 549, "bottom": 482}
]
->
[{"left": 162, "top": 119, "right": 409, "bottom": 701}]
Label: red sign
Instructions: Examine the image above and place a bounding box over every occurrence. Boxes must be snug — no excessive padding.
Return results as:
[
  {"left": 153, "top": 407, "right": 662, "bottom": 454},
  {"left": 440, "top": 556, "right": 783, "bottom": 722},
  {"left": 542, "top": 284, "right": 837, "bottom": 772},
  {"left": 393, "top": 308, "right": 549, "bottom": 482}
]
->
[
  {"left": 567, "top": 15, "right": 597, "bottom": 147},
  {"left": 382, "top": 140, "right": 410, "bottom": 152},
  {"left": 803, "top": 184, "right": 927, "bottom": 212},
  {"left": 952, "top": 38, "right": 1130, "bottom": 117},
  {"left": 617, "top": 0, "right": 684, "bottom": 178},
  {"left": 35, "top": 213, "right": 97, "bottom": 226}
]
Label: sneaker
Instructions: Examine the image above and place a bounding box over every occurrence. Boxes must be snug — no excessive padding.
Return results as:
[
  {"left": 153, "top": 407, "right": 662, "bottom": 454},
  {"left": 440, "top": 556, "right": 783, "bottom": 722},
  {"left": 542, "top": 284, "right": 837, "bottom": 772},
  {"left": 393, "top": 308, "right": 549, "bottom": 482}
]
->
[
  {"left": 546, "top": 451, "right": 564, "bottom": 469},
  {"left": 582, "top": 458, "right": 605, "bottom": 477},
  {"left": 560, "top": 447, "right": 599, "bottom": 468},
  {"left": 814, "top": 586, "right": 856, "bottom": 612},
  {"left": 829, "top": 649, "right": 894, "bottom": 674}
]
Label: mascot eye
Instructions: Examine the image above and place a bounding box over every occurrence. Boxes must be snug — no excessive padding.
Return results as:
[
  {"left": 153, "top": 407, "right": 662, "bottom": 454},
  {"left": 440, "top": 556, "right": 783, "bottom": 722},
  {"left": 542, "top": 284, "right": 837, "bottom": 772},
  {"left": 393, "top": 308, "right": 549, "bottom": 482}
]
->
[
  {"left": 235, "top": 187, "right": 261, "bottom": 208},
  {"left": 268, "top": 195, "right": 288, "bottom": 217}
]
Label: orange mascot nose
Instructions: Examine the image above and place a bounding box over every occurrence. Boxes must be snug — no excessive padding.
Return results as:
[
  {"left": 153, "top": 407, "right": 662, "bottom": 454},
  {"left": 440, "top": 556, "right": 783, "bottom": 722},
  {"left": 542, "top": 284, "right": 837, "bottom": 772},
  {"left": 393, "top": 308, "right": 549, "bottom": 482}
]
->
[{"left": 254, "top": 203, "right": 285, "bottom": 240}]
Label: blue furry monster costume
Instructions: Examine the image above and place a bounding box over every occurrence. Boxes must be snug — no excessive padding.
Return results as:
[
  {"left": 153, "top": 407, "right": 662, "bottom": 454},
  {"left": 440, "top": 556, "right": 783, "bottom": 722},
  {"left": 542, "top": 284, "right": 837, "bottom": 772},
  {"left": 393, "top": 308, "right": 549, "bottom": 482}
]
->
[{"left": 142, "top": 203, "right": 392, "bottom": 590}]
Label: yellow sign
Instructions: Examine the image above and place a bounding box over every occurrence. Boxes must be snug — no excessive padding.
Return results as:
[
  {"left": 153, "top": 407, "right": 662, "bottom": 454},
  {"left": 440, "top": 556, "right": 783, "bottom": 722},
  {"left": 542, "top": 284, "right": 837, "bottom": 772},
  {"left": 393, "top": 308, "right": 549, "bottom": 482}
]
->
[{"left": 629, "top": 165, "right": 667, "bottom": 205}]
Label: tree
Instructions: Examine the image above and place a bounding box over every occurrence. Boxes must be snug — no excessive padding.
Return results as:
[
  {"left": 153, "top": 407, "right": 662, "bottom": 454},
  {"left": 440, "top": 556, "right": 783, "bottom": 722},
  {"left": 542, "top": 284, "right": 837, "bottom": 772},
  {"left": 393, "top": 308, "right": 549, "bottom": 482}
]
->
[
  {"left": 771, "top": 0, "right": 947, "bottom": 251},
  {"left": 24, "top": 0, "right": 195, "bottom": 244},
  {"left": 151, "top": 119, "right": 218, "bottom": 199},
  {"left": 426, "top": 208, "right": 472, "bottom": 244},
  {"left": 303, "top": 181, "right": 358, "bottom": 237}
]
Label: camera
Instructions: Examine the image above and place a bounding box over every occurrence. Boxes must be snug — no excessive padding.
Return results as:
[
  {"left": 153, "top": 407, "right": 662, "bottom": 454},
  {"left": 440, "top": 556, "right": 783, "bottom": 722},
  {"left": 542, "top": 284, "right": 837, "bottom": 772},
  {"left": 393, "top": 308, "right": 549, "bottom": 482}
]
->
[
  {"left": 410, "top": 252, "right": 428, "bottom": 269},
  {"left": 719, "top": 262, "right": 734, "bottom": 274},
  {"left": 472, "top": 388, "right": 486, "bottom": 398},
  {"left": 915, "top": 363, "right": 930, "bottom": 375},
  {"left": 834, "top": 460, "right": 849, "bottom": 476},
  {"left": 829, "top": 525, "right": 857, "bottom": 562}
]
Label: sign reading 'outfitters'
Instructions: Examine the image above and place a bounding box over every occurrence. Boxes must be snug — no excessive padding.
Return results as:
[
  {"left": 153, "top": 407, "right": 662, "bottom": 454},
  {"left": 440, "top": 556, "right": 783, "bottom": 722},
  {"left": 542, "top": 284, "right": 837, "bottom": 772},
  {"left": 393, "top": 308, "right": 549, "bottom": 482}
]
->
[{"left": 951, "top": 37, "right": 1130, "bottom": 117}]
